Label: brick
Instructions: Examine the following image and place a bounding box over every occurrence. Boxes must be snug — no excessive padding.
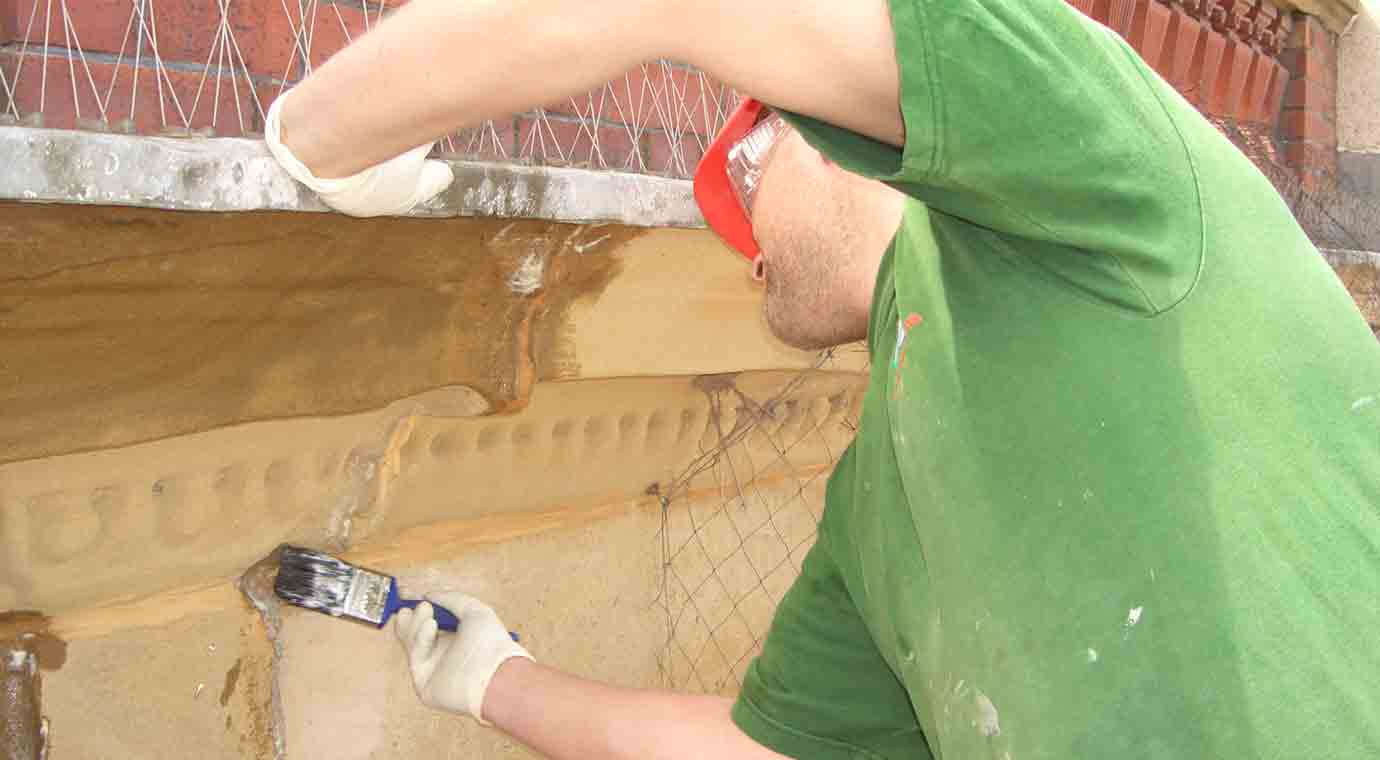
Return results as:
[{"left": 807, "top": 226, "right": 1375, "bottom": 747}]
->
[
  {"left": 1106, "top": 0, "right": 1138, "bottom": 36},
  {"left": 252, "top": 0, "right": 375, "bottom": 78},
  {"left": 0, "top": 0, "right": 17, "bottom": 44},
  {"left": 1128, "top": 0, "right": 1171, "bottom": 71},
  {"left": 1089, "top": 0, "right": 1109, "bottom": 28},
  {"left": 1193, "top": 0, "right": 1223, "bottom": 24},
  {"left": 0, "top": 0, "right": 380, "bottom": 84},
  {"left": 1261, "top": 59, "right": 1289, "bottom": 125},
  {"left": 1245, "top": 1, "right": 1279, "bottom": 47},
  {"left": 1283, "top": 75, "right": 1334, "bottom": 112},
  {"left": 543, "top": 67, "right": 658, "bottom": 129},
  {"left": 1218, "top": 0, "right": 1253, "bottom": 39},
  {"left": 434, "top": 117, "right": 518, "bottom": 163},
  {"left": 1206, "top": 37, "right": 1252, "bottom": 118},
  {"left": 1067, "top": 0, "right": 1099, "bottom": 20},
  {"left": 1286, "top": 13, "right": 1331, "bottom": 54},
  {"left": 1267, "top": 11, "right": 1293, "bottom": 54},
  {"left": 652, "top": 66, "right": 728, "bottom": 138},
  {"left": 1279, "top": 47, "right": 1336, "bottom": 92},
  {"left": 3, "top": 0, "right": 218, "bottom": 68},
  {"left": 544, "top": 65, "right": 725, "bottom": 140},
  {"left": 645, "top": 130, "right": 708, "bottom": 179},
  {"left": 516, "top": 113, "right": 645, "bottom": 173},
  {"left": 1283, "top": 141, "right": 1337, "bottom": 176},
  {"left": 1159, "top": 8, "right": 1203, "bottom": 89},
  {"left": 0, "top": 51, "right": 264, "bottom": 135},
  {"left": 1185, "top": 26, "right": 1227, "bottom": 106},
  {"left": 1280, "top": 107, "right": 1335, "bottom": 145},
  {"left": 545, "top": 67, "right": 664, "bottom": 131},
  {"left": 1238, "top": 51, "right": 1275, "bottom": 123}
]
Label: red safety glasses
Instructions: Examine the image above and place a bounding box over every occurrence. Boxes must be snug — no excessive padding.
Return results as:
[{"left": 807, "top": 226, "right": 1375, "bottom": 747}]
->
[{"left": 693, "top": 98, "right": 790, "bottom": 280}]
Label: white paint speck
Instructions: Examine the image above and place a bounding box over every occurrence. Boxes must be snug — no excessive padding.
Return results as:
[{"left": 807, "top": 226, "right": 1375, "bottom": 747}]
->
[
  {"left": 194, "top": 682, "right": 205, "bottom": 699},
  {"left": 975, "top": 692, "right": 1001, "bottom": 737},
  {"left": 573, "top": 233, "right": 612, "bottom": 253},
  {"left": 1352, "top": 396, "right": 1375, "bottom": 411},
  {"left": 507, "top": 252, "right": 546, "bottom": 295},
  {"left": 1086, "top": 647, "right": 1099, "bottom": 663},
  {"left": 7, "top": 650, "right": 29, "bottom": 670},
  {"left": 1127, "top": 606, "right": 1144, "bottom": 627},
  {"left": 1150, "top": 568, "right": 1157, "bottom": 582},
  {"left": 207, "top": 643, "right": 217, "bottom": 653}
]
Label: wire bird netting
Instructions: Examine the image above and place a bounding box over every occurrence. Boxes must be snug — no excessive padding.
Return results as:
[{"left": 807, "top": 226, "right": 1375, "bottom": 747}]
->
[
  {"left": 0, "top": 0, "right": 739, "bottom": 178},
  {"left": 2, "top": 0, "right": 1374, "bottom": 699},
  {"left": 2, "top": 3, "right": 1377, "bottom": 243},
  {"left": 649, "top": 350, "right": 867, "bottom": 694},
  {"left": 1211, "top": 117, "right": 1380, "bottom": 254}
]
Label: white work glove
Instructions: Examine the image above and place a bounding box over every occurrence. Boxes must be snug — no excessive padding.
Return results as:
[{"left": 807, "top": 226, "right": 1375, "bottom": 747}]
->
[
  {"left": 264, "top": 89, "right": 454, "bottom": 217},
  {"left": 393, "top": 593, "right": 533, "bottom": 725}
]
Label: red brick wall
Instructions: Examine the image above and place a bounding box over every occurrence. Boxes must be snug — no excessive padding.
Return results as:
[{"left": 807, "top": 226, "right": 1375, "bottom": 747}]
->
[
  {"left": 0, "top": 0, "right": 385, "bottom": 134},
  {"left": 1279, "top": 14, "right": 1340, "bottom": 191},
  {"left": 1074, "top": 0, "right": 1294, "bottom": 125},
  {"left": 0, "top": 0, "right": 1340, "bottom": 184}
]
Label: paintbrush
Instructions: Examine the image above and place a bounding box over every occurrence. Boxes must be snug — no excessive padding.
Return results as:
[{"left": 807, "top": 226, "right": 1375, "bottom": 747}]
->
[{"left": 273, "top": 545, "right": 461, "bottom": 632}]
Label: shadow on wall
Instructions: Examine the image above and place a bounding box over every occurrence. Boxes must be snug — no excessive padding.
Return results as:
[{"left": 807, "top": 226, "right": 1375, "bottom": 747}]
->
[{"left": 1213, "top": 117, "right": 1380, "bottom": 253}]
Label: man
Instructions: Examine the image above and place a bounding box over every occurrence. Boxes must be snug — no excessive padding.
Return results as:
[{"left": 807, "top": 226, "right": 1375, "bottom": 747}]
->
[{"left": 265, "top": 0, "right": 1380, "bottom": 757}]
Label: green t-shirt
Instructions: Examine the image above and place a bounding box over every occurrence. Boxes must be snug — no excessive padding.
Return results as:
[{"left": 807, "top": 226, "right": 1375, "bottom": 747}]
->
[{"left": 731, "top": 1, "right": 1380, "bottom": 758}]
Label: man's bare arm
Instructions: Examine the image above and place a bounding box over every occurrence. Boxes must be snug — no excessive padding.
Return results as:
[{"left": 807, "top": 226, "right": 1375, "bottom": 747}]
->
[
  {"left": 482, "top": 658, "right": 788, "bottom": 760},
  {"left": 280, "top": 0, "right": 903, "bottom": 178}
]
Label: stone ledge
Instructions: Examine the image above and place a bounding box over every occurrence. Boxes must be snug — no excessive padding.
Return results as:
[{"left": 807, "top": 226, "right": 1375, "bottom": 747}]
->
[
  {"left": 1321, "top": 247, "right": 1380, "bottom": 267},
  {"left": 0, "top": 126, "right": 705, "bottom": 228},
  {"left": 1270, "top": 0, "right": 1363, "bottom": 33},
  {"left": 1322, "top": 247, "right": 1379, "bottom": 332}
]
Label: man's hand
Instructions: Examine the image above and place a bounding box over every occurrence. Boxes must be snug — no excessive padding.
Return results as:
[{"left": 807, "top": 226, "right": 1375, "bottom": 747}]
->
[
  {"left": 265, "top": 89, "right": 453, "bottom": 217},
  {"left": 393, "top": 593, "right": 533, "bottom": 724}
]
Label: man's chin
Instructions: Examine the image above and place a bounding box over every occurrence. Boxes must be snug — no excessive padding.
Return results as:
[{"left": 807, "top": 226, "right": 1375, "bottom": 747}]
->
[{"left": 764, "top": 305, "right": 840, "bottom": 351}]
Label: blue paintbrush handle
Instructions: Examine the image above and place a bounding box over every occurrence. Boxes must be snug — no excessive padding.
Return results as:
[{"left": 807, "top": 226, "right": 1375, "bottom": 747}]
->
[
  {"left": 395, "top": 598, "right": 461, "bottom": 631},
  {"left": 385, "top": 585, "right": 519, "bottom": 640}
]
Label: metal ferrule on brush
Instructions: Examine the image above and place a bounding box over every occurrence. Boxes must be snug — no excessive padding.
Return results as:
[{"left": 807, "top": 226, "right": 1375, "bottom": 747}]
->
[{"left": 343, "top": 568, "right": 393, "bottom": 626}]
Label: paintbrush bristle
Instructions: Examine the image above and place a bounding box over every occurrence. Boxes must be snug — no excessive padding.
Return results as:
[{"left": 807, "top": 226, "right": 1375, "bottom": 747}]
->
[
  {"left": 274, "top": 545, "right": 393, "bottom": 625},
  {"left": 274, "top": 546, "right": 354, "bottom": 614}
]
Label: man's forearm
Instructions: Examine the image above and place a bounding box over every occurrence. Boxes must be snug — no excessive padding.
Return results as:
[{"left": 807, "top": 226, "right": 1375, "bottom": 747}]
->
[
  {"left": 276, "top": 0, "right": 903, "bottom": 180},
  {"left": 280, "top": 0, "right": 670, "bottom": 178},
  {"left": 482, "top": 658, "right": 785, "bottom": 760}
]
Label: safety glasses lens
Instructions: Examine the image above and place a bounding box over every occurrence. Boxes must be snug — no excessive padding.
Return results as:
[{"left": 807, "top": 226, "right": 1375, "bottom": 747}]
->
[{"left": 726, "top": 113, "right": 788, "bottom": 222}]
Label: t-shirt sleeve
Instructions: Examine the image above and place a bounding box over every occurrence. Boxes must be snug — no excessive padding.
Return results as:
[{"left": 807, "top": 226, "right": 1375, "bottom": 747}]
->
[
  {"left": 776, "top": 0, "right": 1205, "bottom": 313},
  {"left": 732, "top": 536, "right": 929, "bottom": 760}
]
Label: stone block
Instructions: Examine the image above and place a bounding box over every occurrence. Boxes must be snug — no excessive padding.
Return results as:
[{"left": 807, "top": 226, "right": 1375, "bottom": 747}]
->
[
  {"left": 41, "top": 607, "right": 274, "bottom": 760},
  {"left": 1337, "top": 149, "right": 1380, "bottom": 201},
  {"left": 277, "top": 506, "right": 664, "bottom": 760}
]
